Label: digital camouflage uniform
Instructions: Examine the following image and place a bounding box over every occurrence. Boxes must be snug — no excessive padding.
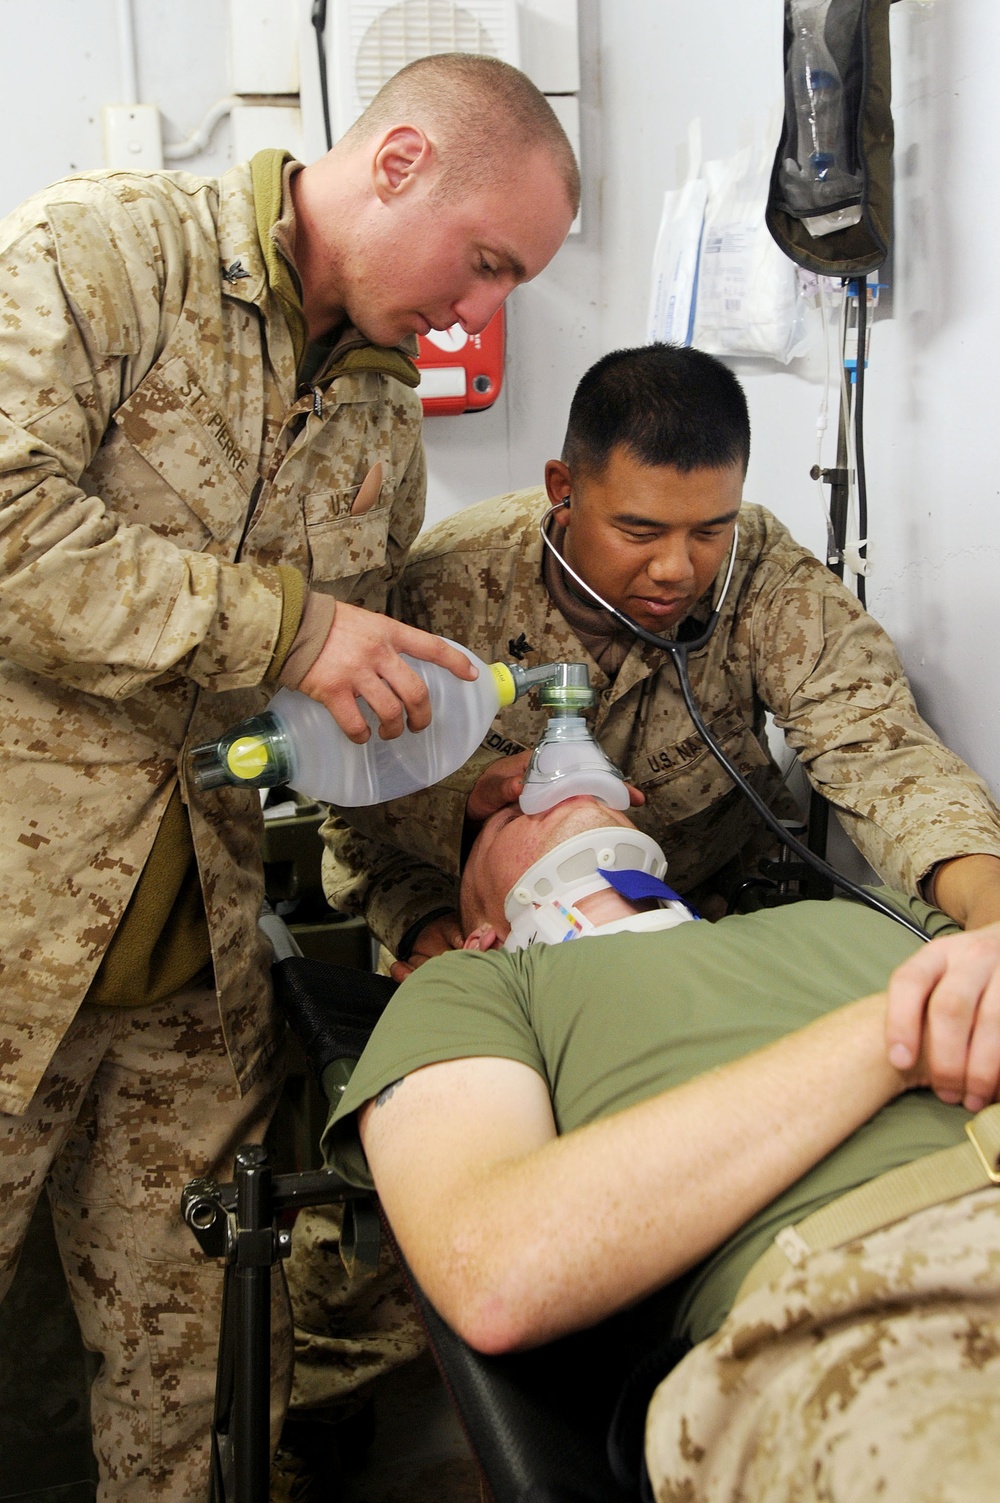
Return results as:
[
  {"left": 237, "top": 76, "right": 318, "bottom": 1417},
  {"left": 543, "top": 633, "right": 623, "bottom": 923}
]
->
[
  {"left": 321, "top": 486, "right": 1000, "bottom": 955},
  {"left": 0, "top": 158, "right": 425, "bottom": 1496},
  {"left": 0, "top": 983, "right": 291, "bottom": 1499},
  {"left": 645, "top": 1186, "right": 1000, "bottom": 1502},
  {"left": 284, "top": 1206, "right": 426, "bottom": 1414}
]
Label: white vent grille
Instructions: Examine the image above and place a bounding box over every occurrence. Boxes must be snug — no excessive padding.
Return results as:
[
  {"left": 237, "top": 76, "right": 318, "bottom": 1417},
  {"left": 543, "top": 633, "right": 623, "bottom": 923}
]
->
[
  {"left": 330, "top": 1, "right": 519, "bottom": 137},
  {"left": 357, "top": 3, "right": 504, "bottom": 106}
]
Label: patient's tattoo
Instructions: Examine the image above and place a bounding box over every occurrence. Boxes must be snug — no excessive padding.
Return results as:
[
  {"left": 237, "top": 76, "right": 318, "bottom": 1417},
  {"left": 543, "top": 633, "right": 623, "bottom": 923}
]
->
[{"left": 375, "top": 1078, "right": 404, "bottom": 1107}]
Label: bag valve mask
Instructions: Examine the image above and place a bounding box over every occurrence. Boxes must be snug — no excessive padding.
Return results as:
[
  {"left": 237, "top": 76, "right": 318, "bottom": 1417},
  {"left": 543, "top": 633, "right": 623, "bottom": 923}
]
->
[{"left": 518, "top": 663, "right": 630, "bottom": 815}]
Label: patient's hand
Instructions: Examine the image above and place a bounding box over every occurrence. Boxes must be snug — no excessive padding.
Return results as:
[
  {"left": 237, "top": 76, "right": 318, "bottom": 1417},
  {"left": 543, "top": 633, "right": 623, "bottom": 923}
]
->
[
  {"left": 389, "top": 910, "right": 463, "bottom": 983},
  {"left": 885, "top": 920, "right": 1000, "bottom": 1112}
]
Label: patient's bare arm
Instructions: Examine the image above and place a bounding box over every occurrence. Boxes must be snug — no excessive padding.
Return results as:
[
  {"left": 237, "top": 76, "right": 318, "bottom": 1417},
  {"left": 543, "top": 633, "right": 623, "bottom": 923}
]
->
[{"left": 360, "top": 991, "right": 920, "bottom": 1356}]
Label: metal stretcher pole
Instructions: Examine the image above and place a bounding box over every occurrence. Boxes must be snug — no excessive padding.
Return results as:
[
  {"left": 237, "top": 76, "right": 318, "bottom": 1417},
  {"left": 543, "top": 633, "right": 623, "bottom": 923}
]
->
[
  {"left": 184, "top": 1145, "right": 373, "bottom": 1502},
  {"left": 184, "top": 930, "right": 396, "bottom": 1500},
  {"left": 232, "top": 1146, "right": 274, "bottom": 1503}
]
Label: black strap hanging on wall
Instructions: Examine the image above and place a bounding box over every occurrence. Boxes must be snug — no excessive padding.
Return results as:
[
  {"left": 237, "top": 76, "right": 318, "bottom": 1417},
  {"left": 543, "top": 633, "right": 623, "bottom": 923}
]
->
[
  {"left": 311, "top": 0, "right": 334, "bottom": 152},
  {"left": 766, "top": 0, "right": 893, "bottom": 276}
]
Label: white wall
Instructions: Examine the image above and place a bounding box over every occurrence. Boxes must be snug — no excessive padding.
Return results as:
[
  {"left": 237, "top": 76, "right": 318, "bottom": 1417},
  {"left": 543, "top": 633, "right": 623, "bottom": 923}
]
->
[
  {"left": 0, "top": 0, "right": 236, "bottom": 214},
  {"left": 866, "top": 1, "right": 1000, "bottom": 782},
  {"left": 1, "top": 0, "right": 997, "bottom": 799},
  {"left": 598, "top": 2, "right": 825, "bottom": 545}
]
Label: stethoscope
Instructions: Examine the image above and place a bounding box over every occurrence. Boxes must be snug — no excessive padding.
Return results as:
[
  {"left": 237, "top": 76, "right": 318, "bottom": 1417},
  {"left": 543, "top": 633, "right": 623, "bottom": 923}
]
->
[{"left": 539, "top": 500, "right": 929, "bottom": 943}]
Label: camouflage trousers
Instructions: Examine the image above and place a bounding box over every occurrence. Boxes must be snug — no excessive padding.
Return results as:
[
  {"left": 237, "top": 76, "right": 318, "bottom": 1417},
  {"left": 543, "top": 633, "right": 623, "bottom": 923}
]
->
[
  {"left": 0, "top": 983, "right": 292, "bottom": 1502},
  {"left": 284, "top": 1203, "right": 426, "bottom": 1417},
  {"left": 284, "top": 939, "right": 426, "bottom": 1421},
  {"left": 646, "top": 1186, "right": 1000, "bottom": 1502}
]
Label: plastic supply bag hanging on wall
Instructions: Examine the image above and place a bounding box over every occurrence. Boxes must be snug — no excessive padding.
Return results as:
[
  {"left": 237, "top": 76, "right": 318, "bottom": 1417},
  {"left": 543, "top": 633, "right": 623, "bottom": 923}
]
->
[
  {"left": 692, "top": 122, "right": 809, "bottom": 364},
  {"left": 767, "top": 0, "right": 892, "bottom": 275},
  {"left": 647, "top": 120, "right": 707, "bottom": 346}
]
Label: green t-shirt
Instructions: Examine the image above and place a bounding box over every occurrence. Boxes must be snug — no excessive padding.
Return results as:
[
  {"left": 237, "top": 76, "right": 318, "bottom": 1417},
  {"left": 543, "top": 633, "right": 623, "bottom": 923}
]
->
[{"left": 324, "top": 894, "right": 969, "bottom": 1343}]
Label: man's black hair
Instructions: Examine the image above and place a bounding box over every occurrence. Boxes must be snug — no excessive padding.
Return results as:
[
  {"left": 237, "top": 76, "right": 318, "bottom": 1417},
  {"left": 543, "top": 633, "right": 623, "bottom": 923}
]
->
[{"left": 562, "top": 343, "right": 751, "bottom": 478}]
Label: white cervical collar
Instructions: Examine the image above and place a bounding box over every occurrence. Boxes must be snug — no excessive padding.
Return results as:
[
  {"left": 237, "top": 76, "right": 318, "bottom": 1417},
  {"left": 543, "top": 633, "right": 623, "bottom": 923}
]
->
[{"left": 502, "top": 826, "right": 694, "bottom": 951}]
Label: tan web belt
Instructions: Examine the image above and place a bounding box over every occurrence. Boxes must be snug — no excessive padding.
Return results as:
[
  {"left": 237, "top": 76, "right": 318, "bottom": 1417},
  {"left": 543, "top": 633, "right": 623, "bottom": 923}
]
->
[{"left": 734, "top": 1101, "right": 1000, "bottom": 1306}]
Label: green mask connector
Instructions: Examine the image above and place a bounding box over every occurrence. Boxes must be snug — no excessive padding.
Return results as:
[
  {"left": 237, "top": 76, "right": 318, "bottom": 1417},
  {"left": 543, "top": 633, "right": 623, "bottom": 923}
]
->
[
  {"left": 536, "top": 663, "right": 595, "bottom": 712},
  {"left": 507, "top": 660, "right": 595, "bottom": 709}
]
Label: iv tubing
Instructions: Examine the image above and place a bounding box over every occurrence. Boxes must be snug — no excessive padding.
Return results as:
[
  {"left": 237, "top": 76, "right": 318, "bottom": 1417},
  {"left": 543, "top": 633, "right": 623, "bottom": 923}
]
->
[
  {"left": 815, "top": 278, "right": 837, "bottom": 565},
  {"left": 853, "top": 277, "right": 870, "bottom": 607}
]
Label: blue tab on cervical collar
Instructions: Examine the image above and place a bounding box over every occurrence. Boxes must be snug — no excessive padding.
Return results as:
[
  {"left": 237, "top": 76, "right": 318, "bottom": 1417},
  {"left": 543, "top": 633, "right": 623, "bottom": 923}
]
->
[{"left": 597, "top": 868, "right": 699, "bottom": 917}]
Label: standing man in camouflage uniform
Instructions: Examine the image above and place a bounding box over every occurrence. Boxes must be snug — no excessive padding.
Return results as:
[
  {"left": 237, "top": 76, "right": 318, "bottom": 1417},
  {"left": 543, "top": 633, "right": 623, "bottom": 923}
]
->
[
  {"left": 0, "top": 53, "right": 577, "bottom": 1500},
  {"left": 324, "top": 344, "right": 1000, "bottom": 1108}
]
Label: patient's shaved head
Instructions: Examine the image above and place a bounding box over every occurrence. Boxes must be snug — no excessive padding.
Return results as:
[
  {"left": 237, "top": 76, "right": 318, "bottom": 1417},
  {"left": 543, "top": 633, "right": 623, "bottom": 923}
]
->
[
  {"left": 342, "top": 53, "right": 580, "bottom": 215},
  {"left": 461, "top": 797, "right": 638, "bottom": 938}
]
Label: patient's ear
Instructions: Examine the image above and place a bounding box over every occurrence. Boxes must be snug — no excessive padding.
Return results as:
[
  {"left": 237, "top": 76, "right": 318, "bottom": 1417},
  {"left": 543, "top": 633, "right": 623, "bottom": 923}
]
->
[{"left": 463, "top": 924, "right": 502, "bottom": 953}]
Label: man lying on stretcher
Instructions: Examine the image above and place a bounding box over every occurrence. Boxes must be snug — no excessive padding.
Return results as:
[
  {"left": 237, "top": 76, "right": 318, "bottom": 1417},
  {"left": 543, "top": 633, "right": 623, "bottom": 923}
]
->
[{"left": 323, "top": 794, "right": 1000, "bottom": 1503}]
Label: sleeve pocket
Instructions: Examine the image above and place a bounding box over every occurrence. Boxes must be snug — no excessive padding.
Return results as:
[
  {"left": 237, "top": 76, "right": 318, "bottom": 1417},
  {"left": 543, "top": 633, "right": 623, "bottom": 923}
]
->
[{"left": 49, "top": 201, "right": 141, "bottom": 357}]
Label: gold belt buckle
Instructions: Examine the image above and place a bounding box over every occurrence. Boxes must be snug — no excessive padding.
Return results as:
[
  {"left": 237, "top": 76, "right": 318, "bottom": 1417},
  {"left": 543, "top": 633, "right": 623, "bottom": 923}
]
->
[{"left": 965, "top": 1109, "right": 1000, "bottom": 1185}]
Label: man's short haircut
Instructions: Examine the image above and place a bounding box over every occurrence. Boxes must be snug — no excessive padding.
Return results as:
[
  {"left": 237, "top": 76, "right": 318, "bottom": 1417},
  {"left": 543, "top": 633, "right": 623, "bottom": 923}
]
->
[
  {"left": 562, "top": 344, "right": 751, "bottom": 479},
  {"left": 342, "top": 52, "right": 580, "bottom": 216}
]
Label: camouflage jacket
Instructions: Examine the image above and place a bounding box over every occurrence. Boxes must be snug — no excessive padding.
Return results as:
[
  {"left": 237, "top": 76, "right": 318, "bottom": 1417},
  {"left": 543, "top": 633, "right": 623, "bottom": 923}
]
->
[
  {"left": 322, "top": 487, "right": 1000, "bottom": 954},
  {"left": 0, "top": 163, "right": 425, "bottom": 1113}
]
